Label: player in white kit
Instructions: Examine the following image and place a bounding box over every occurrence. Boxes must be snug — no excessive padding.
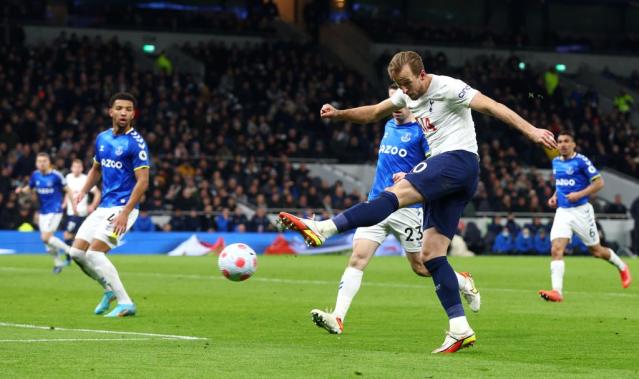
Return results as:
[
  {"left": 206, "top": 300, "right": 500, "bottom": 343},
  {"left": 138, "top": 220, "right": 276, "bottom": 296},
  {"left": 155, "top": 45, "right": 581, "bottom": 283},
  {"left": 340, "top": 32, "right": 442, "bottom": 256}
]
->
[
  {"left": 64, "top": 159, "right": 101, "bottom": 246},
  {"left": 310, "top": 84, "right": 480, "bottom": 335},
  {"left": 279, "top": 51, "right": 556, "bottom": 353}
]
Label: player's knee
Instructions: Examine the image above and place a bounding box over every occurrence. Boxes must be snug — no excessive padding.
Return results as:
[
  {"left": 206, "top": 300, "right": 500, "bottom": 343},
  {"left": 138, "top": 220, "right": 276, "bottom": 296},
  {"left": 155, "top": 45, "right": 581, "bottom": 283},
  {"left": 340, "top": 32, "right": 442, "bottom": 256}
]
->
[{"left": 348, "top": 254, "right": 369, "bottom": 271}]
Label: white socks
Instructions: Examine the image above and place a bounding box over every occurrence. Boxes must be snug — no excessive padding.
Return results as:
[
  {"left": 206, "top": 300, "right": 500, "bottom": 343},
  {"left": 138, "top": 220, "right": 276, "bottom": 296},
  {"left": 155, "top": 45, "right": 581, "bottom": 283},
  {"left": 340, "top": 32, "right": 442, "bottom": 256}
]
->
[
  {"left": 550, "top": 260, "right": 565, "bottom": 295},
  {"left": 86, "top": 250, "right": 132, "bottom": 304},
  {"left": 607, "top": 249, "right": 626, "bottom": 271},
  {"left": 69, "top": 248, "right": 111, "bottom": 290},
  {"left": 333, "top": 267, "right": 364, "bottom": 320},
  {"left": 46, "top": 236, "right": 70, "bottom": 254},
  {"left": 449, "top": 316, "right": 471, "bottom": 334},
  {"left": 316, "top": 219, "right": 338, "bottom": 238}
]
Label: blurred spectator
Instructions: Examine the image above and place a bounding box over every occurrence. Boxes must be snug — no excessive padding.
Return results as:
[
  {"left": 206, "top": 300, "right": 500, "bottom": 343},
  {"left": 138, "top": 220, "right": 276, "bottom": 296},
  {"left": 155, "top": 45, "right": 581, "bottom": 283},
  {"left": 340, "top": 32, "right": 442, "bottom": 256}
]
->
[
  {"left": 534, "top": 229, "right": 551, "bottom": 255},
  {"left": 215, "top": 208, "right": 232, "bottom": 232},
  {"left": 249, "top": 207, "right": 273, "bottom": 232},
  {"left": 613, "top": 90, "right": 634, "bottom": 114},
  {"left": 492, "top": 229, "right": 514, "bottom": 254},
  {"left": 132, "top": 210, "right": 155, "bottom": 232},
  {"left": 604, "top": 194, "right": 627, "bottom": 214},
  {"left": 515, "top": 228, "right": 534, "bottom": 254}
]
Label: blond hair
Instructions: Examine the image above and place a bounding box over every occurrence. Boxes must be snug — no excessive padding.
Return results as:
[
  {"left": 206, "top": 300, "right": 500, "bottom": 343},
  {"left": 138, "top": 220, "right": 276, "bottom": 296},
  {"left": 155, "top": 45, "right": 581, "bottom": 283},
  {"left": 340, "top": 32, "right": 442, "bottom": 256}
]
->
[{"left": 387, "top": 51, "right": 424, "bottom": 80}]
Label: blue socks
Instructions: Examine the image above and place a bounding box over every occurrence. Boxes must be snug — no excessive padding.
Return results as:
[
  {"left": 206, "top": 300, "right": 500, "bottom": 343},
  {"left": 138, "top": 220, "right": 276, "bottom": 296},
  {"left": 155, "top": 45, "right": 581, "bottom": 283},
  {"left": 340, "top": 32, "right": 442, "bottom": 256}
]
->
[
  {"left": 332, "top": 191, "right": 399, "bottom": 233},
  {"left": 424, "top": 256, "right": 465, "bottom": 319}
]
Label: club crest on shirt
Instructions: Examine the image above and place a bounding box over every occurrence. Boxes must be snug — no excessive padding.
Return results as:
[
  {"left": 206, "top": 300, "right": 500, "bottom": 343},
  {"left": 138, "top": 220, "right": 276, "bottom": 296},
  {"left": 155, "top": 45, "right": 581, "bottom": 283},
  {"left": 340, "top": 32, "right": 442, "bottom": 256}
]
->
[
  {"left": 100, "top": 145, "right": 105, "bottom": 152},
  {"left": 115, "top": 146, "right": 124, "bottom": 156},
  {"left": 566, "top": 167, "right": 574, "bottom": 175},
  {"left": 401, "top": 132, "right": 412, "bottom": 142}
]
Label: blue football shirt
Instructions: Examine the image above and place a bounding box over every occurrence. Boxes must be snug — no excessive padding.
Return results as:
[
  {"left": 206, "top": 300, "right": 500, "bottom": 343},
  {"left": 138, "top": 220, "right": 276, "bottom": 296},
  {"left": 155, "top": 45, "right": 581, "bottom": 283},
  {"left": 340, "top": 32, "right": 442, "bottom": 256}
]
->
[
  {"left": 93, "top": 128, "right": 150, "bottom": 208},
  {"left": 369, "top": 118, "right": 430, "bottom": 208},
  {"left": 552, "top": 153, "right": 600, "bottom": 208},
  {"left": 29, "top": 170, "right": 66, "bottom": 214}
]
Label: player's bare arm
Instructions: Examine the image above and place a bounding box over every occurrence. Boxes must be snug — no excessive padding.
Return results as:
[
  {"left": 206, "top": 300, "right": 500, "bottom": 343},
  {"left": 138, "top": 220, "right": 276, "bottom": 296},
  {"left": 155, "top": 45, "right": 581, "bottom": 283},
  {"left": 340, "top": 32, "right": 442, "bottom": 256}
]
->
[
  {"left": 112, "top": 167, "right": 149, "bottom": 235},
  {"left": 88, "top": 187, "right": 101, "bottom": 213},
  {"left": 469, "top": 93, "right": 557, "bottom": 150},
  {"left": 548, "top": 191, "right": 558, "bottom": 208},
  {"left": 566, "top": 177, "right": 604, "bottom": 203},
  {"left": 75, "top": 162, "right": 101, "bottom": 208},
  {"left": 320, "top": 98, "right": 399, "bottom": 124}
]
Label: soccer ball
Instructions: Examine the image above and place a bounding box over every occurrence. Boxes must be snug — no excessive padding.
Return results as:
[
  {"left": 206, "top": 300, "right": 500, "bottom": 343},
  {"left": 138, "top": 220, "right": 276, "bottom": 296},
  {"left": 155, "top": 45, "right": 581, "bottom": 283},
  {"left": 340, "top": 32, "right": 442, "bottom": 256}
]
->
[{"left": 218, "top": 243, "right": 258, "bottom": 281}]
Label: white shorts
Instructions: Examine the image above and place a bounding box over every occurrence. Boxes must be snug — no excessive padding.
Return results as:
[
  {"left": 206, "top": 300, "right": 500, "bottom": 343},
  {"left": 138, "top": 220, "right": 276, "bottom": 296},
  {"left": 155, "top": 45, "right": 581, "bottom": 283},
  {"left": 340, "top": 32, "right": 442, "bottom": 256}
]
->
[
  {"left": 76, "top": 207, "right": 139, "bottom": 249},
  {"left": 38, "top": 213, "right": 63, "bottom": 233},
  {"left": 353, "top": 207, "right": 423, "bottom": 253},
  {"left": 550, "top": 203, "right": 599, "bottom": 246}
]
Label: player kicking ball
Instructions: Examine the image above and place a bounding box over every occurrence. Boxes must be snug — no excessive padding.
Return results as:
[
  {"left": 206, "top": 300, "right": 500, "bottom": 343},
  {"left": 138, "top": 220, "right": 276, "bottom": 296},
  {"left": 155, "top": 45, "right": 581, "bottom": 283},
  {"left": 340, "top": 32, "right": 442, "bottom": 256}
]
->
[
  {"left": 311, "top": 84, "right": 480, "bottom": 335},
  {"left": 69, "top": 92, "right": 150, "bottom": 317},
  {"left": 279, "top": 51, "right": 556, "bottom": 353},
  {"left": 538, "top": 132, "right": 631, "bottom": 302}
]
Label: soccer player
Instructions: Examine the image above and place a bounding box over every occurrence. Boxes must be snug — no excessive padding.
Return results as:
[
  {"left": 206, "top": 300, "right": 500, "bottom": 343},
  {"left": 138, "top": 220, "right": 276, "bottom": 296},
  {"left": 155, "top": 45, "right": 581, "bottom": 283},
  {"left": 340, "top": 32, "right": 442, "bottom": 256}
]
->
[
  {"left": 63, "top": 159, "right": 101, "bottom": 246},
  {"left": 279, "top": 51, "right": 556, "bottom": 353},
  {"left": 538, "top": 132, "right": 632, "bottom": 302},
  {"left": 311, "top": 84, "right": 480, "bottom": 335},
  {"left": 15, "top": 152, "right": 72, "bottom": 273},
  {"left": 69, "top": 92, "right": 150, "bottom": 317}
]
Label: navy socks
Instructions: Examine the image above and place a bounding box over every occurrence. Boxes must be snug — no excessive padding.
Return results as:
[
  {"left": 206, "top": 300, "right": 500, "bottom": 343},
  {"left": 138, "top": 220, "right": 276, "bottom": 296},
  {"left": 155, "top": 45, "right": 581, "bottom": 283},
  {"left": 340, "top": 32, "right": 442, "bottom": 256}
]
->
[
  {"left": 424, "top": 256, "right": 465, "bottom": 319},
  {"left": 332, "top": 191, "right": 399, "bottom": 233}
]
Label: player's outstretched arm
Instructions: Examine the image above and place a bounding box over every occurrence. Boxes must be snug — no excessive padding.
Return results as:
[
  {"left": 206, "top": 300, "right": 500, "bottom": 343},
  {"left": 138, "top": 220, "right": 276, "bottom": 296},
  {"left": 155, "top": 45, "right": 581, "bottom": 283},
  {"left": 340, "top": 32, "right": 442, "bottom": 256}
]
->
[
  {"left": 320, "top": 99, "right": 398, "bottom": 124},
  {"left": 469, "top": 93, "right": 557, "bottom": 150}
]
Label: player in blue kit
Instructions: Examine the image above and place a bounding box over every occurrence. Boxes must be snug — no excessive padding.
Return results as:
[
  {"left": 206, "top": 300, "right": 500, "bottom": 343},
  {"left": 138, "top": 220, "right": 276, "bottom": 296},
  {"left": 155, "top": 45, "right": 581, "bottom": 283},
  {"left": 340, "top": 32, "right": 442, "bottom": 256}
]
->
[
  {"left": 69, "top": 92, "right": 150, "bottom": 317},
  {"left": 279, "top": 51, "right": 556, "bottom": 353},
  {"left": 15, "top": 152, "right": 72, "bottom": 273},
  {"left": 539, "top": 132, "right": 631, "bottom": 302},
  {"left": 310, "top": 84, "right": 480, "bottom": 335}
]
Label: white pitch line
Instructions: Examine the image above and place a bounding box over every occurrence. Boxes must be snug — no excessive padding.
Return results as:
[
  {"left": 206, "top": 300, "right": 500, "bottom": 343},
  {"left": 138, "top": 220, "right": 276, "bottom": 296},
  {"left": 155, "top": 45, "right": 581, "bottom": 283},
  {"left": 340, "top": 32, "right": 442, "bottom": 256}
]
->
[
  {"left": 0, "top": 322, "right": 207, "bottom": 341},
  {"left": 0, "top": 266, "right": 637, "bottom": 298},
  {"left": 0, "top": 338, "right": 157, "bottom": 343}
]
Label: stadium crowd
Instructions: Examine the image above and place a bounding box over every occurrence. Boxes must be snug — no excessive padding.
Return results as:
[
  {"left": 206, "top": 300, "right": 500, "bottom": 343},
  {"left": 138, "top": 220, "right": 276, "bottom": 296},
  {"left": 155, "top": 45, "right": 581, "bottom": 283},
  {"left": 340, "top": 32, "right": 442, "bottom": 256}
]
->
[{"left": 0, "top": 32, "right": 635, "bottom": 238}]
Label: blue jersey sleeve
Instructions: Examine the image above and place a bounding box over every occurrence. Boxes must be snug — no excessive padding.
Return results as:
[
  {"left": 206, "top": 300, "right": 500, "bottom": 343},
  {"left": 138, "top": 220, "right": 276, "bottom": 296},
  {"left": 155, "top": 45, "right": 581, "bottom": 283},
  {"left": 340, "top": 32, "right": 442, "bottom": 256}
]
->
[
  {"left": 28, "top": 173, "right": 36, "bottom": 188},
  {"left": 93, "top": 135, "right": 101, "bottom": 165},
  {"left": 420, "top": 132, "right": 430, "bottom": 158},
  {"left": 130, "top": 131, "right": 150, "bottom": 170},
  {"left": 579, "top": 155, "right": 600, "bottom": 182}
]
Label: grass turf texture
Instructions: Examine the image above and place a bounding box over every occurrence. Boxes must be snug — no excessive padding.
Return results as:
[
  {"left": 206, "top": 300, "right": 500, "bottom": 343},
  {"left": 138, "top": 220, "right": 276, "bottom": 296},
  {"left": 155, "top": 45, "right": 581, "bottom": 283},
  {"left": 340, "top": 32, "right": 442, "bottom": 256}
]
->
[{"left": 0, "top": 255, "right": 637, "bottom": 378}]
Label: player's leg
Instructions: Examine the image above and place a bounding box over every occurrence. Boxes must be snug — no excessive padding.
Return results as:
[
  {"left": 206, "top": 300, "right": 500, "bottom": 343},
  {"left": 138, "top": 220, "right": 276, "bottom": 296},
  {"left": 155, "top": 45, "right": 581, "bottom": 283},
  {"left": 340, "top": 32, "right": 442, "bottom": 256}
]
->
[
  {"left": 575, "top": 204, "right": 632, "bottom": 288},
  {"left": 84, "top": 239, "right": 135, "bottom": 317},
  {"left": 422, "top": 228, "right": 476, "bottom": 353},
  {"left": 83, "top": 207, "right": 139, "bottom": 317},
  {"left": 539, "top": 207, "right": 573, "bottom": 301},
  {"left": 279, "top": 172, "right": 423, "bottom": 246},
  {"left": 312, "top": 234, "right": 379, "bottom": 334},
  {"left": 395, "top": 208, "right": 481, "bottom": 312},
  {"left": 539, "top": 238, "right": 569, "bottom": 302},
  {"left": 39, "top": 214, "right": 70, "bottom": 273}
]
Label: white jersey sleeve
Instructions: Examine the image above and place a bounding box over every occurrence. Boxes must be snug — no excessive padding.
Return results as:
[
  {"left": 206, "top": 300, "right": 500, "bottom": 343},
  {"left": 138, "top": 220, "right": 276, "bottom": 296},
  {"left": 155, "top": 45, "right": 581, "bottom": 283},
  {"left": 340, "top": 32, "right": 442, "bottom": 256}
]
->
[{"left": 390, "top": 89, "right": 408, "bottom": 108}]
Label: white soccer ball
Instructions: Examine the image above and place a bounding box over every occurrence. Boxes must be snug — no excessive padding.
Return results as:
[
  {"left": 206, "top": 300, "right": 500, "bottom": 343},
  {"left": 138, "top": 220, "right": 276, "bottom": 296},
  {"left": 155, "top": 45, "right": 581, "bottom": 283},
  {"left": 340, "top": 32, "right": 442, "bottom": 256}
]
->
[{"left": 217, "top": 243, "right": 258, "bottom": 281}]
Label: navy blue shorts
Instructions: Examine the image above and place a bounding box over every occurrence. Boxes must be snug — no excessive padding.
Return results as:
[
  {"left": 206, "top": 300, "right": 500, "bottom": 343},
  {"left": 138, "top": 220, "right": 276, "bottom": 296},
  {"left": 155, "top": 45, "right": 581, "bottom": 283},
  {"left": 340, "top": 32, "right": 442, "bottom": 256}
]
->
[
  {"left": 404, "top": 150, "right": 479, "bottom": 239},
  {"left": 65, "top": 215, "right": 86, "bottom": 234}
]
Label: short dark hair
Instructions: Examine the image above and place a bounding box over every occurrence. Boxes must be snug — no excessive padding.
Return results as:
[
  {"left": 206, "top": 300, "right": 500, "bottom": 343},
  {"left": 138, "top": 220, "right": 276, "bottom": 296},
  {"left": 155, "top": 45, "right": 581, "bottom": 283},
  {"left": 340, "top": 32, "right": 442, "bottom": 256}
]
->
[
  {"left": 557, "top": 130, "right": 575, "bottom": 141},
  {"left": 109, "top": 92, "right": 137, "bottom": 108},
  {"left": 388, "top": 82, "right": 399, "bottom": 90}
]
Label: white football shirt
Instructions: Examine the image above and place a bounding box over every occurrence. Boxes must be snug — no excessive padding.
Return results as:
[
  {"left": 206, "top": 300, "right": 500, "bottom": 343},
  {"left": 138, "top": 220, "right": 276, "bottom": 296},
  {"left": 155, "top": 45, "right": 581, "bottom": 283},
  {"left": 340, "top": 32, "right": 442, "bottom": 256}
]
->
[
  {"left": 390, "top": 74, "right": 479, "bottom": 157},
  {"left": 65, "top": 173, "right": 90, "bottom": 216}
]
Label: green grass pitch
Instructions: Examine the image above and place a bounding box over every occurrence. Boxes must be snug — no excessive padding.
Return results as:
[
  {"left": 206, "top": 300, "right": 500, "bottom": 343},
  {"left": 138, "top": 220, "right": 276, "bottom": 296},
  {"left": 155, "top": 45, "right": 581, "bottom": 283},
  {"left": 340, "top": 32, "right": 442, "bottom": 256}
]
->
[{"left": 1, "top": 254, "right": 638, "bottom": 378}]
